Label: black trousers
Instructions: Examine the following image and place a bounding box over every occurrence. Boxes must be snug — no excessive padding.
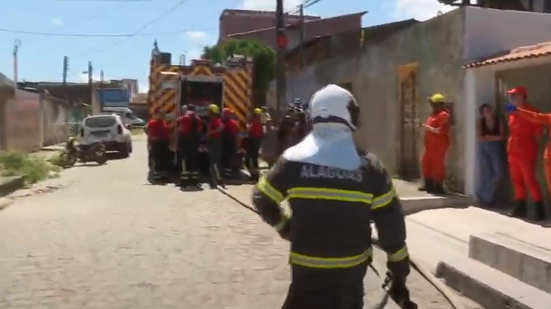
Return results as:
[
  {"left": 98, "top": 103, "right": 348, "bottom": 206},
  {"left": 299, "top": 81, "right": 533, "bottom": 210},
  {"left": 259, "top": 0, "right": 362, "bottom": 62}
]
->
[
  {"left": 245, "top": 137, "right": 261, "bottom": 177},
  {"left": 221, "top": 138, "right": 236, "bottom": 177},
  {"left": 178, "top": 135, "right": 199, "bottom": 180},
  {"left": 281, "top": 283, "right": 364, "bottom": 309},
  {"left": 150, "top": 139, "right": 170, "bottom": 174}
]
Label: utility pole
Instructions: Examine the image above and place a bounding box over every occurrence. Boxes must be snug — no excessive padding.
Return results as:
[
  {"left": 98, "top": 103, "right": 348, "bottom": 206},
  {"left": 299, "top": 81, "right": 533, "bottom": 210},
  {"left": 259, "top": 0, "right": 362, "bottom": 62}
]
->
[
  {"left": 99, "top": 69, "right": 104, "bottom": 112},
  {"left": 62, "top": 56, "right": 69, "bottom": 84},
  {"left": 299, "top": 4, "right": 305, "bottom": 68},
  {"left": 275, "top": 0, "right": 288, "bottom": 116},
  {"left": 62, "top": 56, "right": 69, "bottom": 104},
  {"left": 84, "top": 61, "right": 99, "bottom": 115},
  {"left": 12, "top": 40, "right": 21, "bottom": 85}
]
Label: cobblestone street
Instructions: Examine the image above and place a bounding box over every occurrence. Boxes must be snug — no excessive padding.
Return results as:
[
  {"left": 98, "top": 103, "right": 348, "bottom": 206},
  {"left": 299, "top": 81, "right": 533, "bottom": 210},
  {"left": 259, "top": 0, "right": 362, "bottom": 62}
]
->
[{"left": 0, "top": 140, "right": 464, "bottom": 309}]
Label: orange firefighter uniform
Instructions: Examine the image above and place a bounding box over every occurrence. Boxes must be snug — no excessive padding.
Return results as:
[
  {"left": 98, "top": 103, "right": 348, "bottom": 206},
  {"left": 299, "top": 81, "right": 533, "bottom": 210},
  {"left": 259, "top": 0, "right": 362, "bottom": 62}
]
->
[
  {"left": 421, "top": 93, "right": 450, "bottom": 193},
  {"left": 507, "top": 87, "right": 543, "bottom": 209},
  {"left": 513, "top": 107, "right": 548, "bottom": 220}
]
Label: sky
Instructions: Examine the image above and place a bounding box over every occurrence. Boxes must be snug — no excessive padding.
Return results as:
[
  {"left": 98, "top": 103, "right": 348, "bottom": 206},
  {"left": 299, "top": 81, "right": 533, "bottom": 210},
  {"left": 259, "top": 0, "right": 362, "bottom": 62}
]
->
[{"left": 0, "top": 0, "right": 455, "bottom": 94}]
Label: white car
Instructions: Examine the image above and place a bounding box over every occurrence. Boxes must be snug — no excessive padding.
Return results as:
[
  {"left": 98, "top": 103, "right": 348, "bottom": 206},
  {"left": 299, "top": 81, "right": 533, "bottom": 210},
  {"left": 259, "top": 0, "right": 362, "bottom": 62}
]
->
[
  {"left": 101, "top": 107, "right": 146, "bottom": 127},
  {"left": 80, "top": 114, "right": 133, "bottom": 157}
]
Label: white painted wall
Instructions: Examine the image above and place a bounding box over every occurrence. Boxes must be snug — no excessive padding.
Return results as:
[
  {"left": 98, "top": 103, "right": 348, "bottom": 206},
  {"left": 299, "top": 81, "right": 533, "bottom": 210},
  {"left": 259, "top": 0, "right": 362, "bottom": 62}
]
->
[
  {"left": 464, "top": 56, "right": 551, "bottom": 196},
  {"left": 464, "top": 7, "right": 551, "bottom": 62},
  {"left": 461, "top": 7, "right": 551, "bottom": 195}
]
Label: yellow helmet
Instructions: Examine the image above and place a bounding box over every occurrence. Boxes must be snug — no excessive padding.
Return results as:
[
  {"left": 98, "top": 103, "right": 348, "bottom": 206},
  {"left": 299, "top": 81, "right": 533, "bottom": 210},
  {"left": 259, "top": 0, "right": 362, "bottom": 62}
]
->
[
  {"left": 429, "top": 93, "right": 445, "bottom": 104},
  {"left": 253, "top": 108, "right": 262, "bottom": 115},
  {"left": 208, "top": 104, "right": 219, "bottom": 113}
]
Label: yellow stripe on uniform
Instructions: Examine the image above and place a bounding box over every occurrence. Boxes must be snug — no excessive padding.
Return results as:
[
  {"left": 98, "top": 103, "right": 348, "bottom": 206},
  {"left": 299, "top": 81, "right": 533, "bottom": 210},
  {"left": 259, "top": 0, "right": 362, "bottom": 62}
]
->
[
  {"left": 287, "top": 187, "right": 373, "bottom": 204},
  {"left": 290, "top": 248, "right": 373, "bottom": 269},
  {"left": 274, "top": 215, "right": 289, "bottom": 231},
  {"left": 371, "top": 187, "right": 397, "bottom": 210},
  {"left": 256, "top": 175, "right": 285, "bottom": 204},
  {"left": 388, "top": 246, "right": 408, "bottom": 262}
]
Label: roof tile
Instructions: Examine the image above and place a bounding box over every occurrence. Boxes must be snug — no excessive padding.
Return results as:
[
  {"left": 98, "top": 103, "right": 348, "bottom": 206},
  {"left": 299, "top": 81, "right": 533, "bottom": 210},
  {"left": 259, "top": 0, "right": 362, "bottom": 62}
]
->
[{"left": 464, "top": 41, "right": 551, "bottom": 68}]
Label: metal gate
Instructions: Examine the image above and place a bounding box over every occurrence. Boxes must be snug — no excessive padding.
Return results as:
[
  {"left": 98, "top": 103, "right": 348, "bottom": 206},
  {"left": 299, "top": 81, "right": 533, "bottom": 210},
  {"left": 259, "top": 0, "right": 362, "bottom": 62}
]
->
[{"left": 398, "top": 70, "right": 420, "bottom": 180}]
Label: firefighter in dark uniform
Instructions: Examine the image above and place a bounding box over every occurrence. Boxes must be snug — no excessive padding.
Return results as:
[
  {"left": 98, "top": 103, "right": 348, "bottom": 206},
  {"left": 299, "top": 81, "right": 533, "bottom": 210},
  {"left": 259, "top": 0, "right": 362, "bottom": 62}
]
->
[
  {"left": 176, "top": 104, "right": 202, "bottom": 187},
  {"left": 245, "top": 108, "right": 264, "bottom": 181},
  {"left": 251, "top": 85, "right": 415, "bottom": 309},
  {"left": 146, "top": 112, "right": 170, "bottom": 181},
  {"left": 277, "top": 108, "right": 297, "bottom": 156},
  {"left": 221, "top": 107, "right": 240, "bottom": 178}
]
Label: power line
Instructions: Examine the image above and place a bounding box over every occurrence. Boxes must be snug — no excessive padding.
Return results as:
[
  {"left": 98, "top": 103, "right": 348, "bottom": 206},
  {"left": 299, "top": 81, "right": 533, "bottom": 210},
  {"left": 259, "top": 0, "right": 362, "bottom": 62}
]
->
[
  {"left": 286, "top": 0, "right": 323, "bottom": 15},
  {"left": 0, "top": 26, "right": 214, "bottom": 37},
  {"left": 86, "top": 0, "right": 188, "bottom": 55}
]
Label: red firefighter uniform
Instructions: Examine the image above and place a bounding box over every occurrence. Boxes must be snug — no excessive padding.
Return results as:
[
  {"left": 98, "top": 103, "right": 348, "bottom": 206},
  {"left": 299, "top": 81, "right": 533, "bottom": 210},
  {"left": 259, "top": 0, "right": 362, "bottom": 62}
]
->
[
  {"left": 147, "top": 117, "right": 170, "bottom": 176},
  {"left": 176, "top": 106, "right": 203, "bottom": 186},
  {"left": 221, "top": 108, "right": 240, "bottom": 178},
  {"left": 507, "top": 101, "right": 543, "bottom": 203},
  {"left": 245, "top": 108, "right": 264, "bottom": 181},
  {"left": 422, "top": 94, "right": 450, "bottom": 192}
]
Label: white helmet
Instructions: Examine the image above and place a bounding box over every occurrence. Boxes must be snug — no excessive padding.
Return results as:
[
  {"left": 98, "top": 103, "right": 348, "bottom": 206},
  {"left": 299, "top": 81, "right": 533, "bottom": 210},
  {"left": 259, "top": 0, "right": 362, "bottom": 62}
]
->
[{"left": 309, "top": 84, "right": 360, "bottom": 130}]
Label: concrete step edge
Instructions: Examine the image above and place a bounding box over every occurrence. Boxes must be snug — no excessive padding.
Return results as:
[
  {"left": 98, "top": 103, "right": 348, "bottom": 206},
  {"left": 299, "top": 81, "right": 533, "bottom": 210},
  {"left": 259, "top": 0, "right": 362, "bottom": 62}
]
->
[
  {"left": 469, "top": 232, "right": 551, "bottom": 293},
  {"left": 436, "top": 256, "right": 551, "bottom": 309}
]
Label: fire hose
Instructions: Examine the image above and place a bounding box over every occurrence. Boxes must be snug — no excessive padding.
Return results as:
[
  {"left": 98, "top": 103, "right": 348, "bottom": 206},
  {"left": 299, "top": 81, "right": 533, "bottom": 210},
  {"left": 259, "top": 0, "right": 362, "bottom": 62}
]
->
[{"left": 216, "top": 186, "right": 466, "bottom": 309}]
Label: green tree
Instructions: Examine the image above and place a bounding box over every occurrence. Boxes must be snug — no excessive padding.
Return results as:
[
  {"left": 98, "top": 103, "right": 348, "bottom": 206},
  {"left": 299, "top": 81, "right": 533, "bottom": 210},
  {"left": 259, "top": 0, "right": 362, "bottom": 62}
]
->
[{"left": 201, "top": 39, "right": 275, "bottom": 99}]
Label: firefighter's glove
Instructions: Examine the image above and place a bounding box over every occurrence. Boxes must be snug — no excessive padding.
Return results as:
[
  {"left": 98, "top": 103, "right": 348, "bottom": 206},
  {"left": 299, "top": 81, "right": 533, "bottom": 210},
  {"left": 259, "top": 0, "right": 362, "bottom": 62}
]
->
[{"left": 388, "top": 278, "right": 417, "bottom": 309}]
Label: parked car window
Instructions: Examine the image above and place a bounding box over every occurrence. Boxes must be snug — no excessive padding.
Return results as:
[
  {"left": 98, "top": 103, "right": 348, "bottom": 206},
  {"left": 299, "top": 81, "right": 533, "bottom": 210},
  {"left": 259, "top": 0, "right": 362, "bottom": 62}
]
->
[{"left": 84, "top": 116, "right": 117, "bottom": 128}]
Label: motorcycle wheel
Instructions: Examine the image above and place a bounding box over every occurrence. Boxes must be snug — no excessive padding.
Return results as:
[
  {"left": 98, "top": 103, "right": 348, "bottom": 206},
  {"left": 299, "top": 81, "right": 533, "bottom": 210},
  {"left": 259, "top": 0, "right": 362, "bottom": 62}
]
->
[
  {"left": 60, "top": 151, "right": 77, "bottom": 168},
  {"left": 94, "top": 147, "right": 107, "bottom": 165}
]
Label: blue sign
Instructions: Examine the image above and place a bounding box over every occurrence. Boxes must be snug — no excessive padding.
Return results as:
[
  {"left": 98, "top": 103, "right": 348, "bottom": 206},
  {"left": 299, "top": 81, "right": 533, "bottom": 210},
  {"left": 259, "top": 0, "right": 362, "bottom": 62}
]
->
[
  {"left": 98, "top": 88, "right": 129, "bottom": 102},
  {"left": 98, "top": 88, "right": 130, "bottom": 108}
]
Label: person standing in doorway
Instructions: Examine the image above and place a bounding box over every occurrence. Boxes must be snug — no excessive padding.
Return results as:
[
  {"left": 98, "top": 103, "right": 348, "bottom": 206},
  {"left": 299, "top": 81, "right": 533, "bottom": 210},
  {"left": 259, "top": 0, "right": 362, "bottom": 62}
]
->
[
  {"left": 419, "top": 93, "right": 451, "bottom": 194},
  {"left": 476, "top": 104, "right": 505, "bottom": 207},
  {"left": 504, "top": 86, "right": 544, "bottom": 220}
]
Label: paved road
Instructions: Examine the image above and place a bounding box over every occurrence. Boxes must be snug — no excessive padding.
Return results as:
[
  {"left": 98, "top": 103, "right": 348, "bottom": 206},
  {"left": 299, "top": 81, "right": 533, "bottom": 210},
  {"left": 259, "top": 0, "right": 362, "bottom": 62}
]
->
[{"left": 0, "top": 139, "right": 478, "bottom": 309}]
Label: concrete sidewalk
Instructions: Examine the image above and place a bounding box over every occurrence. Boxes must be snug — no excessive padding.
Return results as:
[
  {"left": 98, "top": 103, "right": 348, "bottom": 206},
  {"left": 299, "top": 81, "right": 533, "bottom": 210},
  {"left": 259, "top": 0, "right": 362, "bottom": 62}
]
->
[{"left": 404, "top": 206, "right": 551, "bottom": 309}]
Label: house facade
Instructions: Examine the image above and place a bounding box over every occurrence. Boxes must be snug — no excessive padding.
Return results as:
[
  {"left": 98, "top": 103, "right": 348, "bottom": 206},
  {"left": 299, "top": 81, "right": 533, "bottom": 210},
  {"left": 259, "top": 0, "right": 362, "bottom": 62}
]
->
[{"left": 270, "top": 6, "right": 551, "bottom": 195}]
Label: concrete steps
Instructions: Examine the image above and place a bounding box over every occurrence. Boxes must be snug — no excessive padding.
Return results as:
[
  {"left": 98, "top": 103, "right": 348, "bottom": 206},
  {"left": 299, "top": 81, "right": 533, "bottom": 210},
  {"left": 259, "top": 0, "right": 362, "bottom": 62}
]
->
[
  {"left": 469, "top": 233, "right": 551, "bottom": 294},
  {"left": 424, "top": 209, "right": 551, "bottom": 309},
  {"left": 437, "top": 255, "right": 551, "bottom": 309}
]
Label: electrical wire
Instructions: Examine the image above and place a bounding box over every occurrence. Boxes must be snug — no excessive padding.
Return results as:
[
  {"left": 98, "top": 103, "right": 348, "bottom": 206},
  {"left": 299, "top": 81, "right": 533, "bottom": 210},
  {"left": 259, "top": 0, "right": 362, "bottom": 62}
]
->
[
  {"left": 7, "top": 0, "right": 130, "bottom": 48},
  {"left": 286, "top": 0, "right": 324, "bottom": 15},
  {"left": 0, "top": 26, "right": 215, "bottom": 37},
  {"left": 85, "top": 0, "right": 188, "bottom": 55}
]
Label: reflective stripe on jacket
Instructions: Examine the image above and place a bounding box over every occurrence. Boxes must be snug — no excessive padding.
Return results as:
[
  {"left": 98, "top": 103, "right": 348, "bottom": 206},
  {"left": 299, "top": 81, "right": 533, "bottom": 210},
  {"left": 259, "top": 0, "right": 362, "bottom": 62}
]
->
[{"left": 251, "top": 155, "right": 409, "bottom": 274}]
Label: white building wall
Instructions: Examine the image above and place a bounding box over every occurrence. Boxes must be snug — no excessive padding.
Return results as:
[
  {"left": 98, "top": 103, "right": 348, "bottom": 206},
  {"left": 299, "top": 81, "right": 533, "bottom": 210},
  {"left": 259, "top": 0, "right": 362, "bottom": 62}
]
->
[{"left": 461, "top": 7, "right": 551, "bottom": 195}]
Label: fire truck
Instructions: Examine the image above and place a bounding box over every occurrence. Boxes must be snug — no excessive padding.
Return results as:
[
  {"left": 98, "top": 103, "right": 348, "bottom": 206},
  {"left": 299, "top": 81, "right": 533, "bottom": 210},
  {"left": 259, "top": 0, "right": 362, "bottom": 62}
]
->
[{"left": 147, "top": 41, "right": 254, "bottom": 151}]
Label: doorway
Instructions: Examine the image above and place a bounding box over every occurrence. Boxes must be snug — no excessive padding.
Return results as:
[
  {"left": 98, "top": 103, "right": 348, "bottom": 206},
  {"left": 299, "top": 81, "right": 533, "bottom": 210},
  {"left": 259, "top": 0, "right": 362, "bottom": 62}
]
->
[{"left": 397, "top": 63, "right": 420, "bottom": 180}]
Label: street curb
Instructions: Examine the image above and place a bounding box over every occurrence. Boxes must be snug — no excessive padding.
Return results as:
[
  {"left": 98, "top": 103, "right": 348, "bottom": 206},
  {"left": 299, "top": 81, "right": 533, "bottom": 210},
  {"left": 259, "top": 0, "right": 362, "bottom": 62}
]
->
[
  {"left": 435, "top": 260, "right": 541, "bottom": 309},
  {"left": 0, "top": 176, "right": 25, "bottom": 198}
]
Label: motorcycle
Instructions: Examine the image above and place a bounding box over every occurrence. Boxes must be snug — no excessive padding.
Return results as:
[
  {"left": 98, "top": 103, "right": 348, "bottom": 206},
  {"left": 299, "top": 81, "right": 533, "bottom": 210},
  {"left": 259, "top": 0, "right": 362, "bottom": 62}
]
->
[{"left": 60, "top": 137, "right": 107, "bottom": 167}]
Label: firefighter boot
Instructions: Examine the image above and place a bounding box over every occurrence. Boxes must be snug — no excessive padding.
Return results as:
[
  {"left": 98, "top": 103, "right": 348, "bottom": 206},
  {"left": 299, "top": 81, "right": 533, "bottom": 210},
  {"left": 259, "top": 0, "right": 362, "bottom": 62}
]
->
[
  {"left": 190, "top": 172, "right": 200, "bottom": 187},
  {"left": 429, "top": 182, "right": 446, "bottom": 194},
  {"left": 179, "top": 176, "right": 190, "bottom": 187},
  {"left": 418, "top": 179, "right": 433, "bottom": 192},
  {"left": 533, "top": 201, "right": 547, "bottom": 222},
  {"left": 508, "top": 200, "right": 527, "bottom": 218}
]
